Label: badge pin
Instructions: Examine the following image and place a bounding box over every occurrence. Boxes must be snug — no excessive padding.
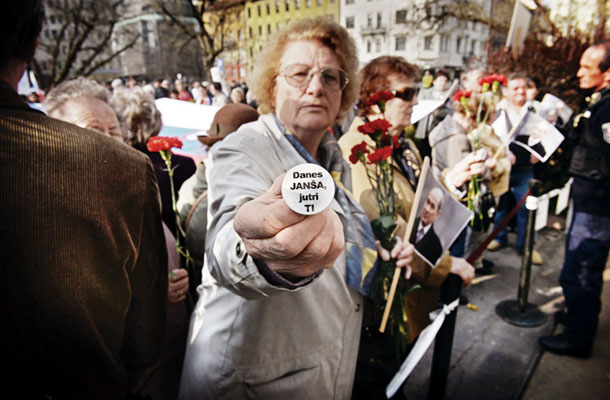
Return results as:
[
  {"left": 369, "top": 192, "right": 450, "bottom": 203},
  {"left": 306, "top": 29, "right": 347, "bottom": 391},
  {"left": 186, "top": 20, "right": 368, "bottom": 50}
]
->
[{"left": 282, "top": 164, "right": 335, "bottom": 215}]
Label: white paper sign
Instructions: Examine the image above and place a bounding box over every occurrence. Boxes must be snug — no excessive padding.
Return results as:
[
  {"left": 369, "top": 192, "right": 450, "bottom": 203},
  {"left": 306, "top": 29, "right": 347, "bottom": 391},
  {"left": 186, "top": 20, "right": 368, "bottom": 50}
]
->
[
  {"left": 411, "top": 100, "right": 444, "bottom": 124},
  {"left": 555, "top": 178, "right": 572, "bottom": 214},
  {"left": 535, "top": 194, "right": 549, "bottom": 231}
]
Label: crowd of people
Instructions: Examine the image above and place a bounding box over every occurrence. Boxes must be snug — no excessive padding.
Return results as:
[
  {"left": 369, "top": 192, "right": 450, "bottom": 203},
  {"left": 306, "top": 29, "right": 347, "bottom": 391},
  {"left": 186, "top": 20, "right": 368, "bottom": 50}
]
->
[
  {"left": 2, "top": 1, "right": 609, "bottom": 399},
  {"left": 104, "top": 75, "right": 254, "bottom": 110}
]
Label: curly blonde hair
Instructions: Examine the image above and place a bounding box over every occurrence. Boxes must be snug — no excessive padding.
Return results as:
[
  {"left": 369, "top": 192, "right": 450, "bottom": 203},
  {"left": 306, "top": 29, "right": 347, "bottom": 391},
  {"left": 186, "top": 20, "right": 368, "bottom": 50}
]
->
[
  {"left": 249, "top": 17, "right": 359, "bottom": 122},
  {"left": 110, "top": 87, "right": 162, "bottom": 146}
]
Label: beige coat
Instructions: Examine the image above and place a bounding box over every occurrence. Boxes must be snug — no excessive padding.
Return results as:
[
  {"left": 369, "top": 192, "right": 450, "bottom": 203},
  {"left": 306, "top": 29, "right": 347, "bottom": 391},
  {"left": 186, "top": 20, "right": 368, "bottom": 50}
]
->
[{"left": 338, "top": 117, "right": 452, "bottom": 342}]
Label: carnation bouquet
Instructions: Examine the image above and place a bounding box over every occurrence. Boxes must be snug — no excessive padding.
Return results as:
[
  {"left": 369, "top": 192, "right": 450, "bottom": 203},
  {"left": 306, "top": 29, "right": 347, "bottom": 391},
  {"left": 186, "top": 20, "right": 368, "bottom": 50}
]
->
[
  {"left": 451, "top": 73, "right": 506, "bottom": 231},
  {"left": 349, "top": 91, "right": 418, "bottom": 357}
]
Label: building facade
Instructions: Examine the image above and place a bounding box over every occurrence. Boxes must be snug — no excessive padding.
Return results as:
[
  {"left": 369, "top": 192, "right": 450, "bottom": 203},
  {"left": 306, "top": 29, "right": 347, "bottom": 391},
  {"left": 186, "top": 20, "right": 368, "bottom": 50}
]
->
[
  {"left": 244, "top": 0, "right": 340, "bottom": 72},
  {"left": 341, "top": 0, "right": 491, "bottom": 74}
]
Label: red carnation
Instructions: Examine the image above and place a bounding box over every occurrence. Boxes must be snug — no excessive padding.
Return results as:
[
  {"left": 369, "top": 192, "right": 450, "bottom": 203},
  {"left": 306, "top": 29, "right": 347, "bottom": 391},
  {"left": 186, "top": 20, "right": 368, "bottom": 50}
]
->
[
  {"left": 452, "top": 89, "right": 472, "bottom": 103},
  {"left": 367, "top": 146, "right": 393, "bottom": 164},
  {"left": 365, "top": 90, "right": 395, "bottom": 107},
  {"left": 491, "top": 73, "right": 507, "bottom": 86},
  {"left": 147, "top": 136, "right": 184, "bottom": 152},
  {"left": 349, "top": 141, "right": 369, "bottom": 164},
  {"left": 357, "top": 119, "right": 393, "bottom": 135}
]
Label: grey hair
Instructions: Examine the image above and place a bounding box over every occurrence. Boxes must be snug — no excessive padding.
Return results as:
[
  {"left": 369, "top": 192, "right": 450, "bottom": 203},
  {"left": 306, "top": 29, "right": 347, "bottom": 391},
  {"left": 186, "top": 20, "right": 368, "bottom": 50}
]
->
[
  {"left": 110, "top": 86, "right": 162, "bottom": 146},
  {"left": 43, "top": 77, "right": 110, "bottom": 116}
]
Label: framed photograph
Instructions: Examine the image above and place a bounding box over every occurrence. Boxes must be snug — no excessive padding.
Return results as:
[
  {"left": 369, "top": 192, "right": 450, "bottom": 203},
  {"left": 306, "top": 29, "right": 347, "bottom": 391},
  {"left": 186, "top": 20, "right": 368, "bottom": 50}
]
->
[{"left": 408, "top": 169, "right": 473, "bottom": 267}]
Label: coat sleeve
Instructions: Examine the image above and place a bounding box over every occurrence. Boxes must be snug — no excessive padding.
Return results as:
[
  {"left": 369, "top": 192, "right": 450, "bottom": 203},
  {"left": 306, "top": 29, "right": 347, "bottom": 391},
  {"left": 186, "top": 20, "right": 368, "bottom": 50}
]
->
[
  {"left": 205, "top": 127, "right": 319, "bottom": 299},
  {"left": 122, "top": 160, "right": 168, "bottom": 386}
]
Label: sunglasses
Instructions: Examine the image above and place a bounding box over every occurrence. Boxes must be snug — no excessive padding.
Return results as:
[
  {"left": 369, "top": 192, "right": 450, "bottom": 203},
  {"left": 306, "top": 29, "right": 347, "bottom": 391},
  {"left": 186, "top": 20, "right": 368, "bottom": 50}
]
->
[
  {"left": 392, "top": 87, "right": 419, "bottom": 102},
  {"left": 280, "top": 63, "right": 350, "bottom": 91}
]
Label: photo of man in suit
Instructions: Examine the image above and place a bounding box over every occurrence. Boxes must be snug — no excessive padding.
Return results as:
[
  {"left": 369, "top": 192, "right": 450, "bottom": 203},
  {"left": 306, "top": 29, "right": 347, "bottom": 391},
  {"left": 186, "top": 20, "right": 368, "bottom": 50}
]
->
[{"left": 410, "top": 187, "right": 444, "bottom": 265}]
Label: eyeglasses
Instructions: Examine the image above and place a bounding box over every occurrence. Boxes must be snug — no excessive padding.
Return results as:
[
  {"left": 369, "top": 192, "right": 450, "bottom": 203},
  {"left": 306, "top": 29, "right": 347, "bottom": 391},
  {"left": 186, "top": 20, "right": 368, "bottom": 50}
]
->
[
  {"left": 392, "top": 87, "right": 419, "bottom": 102},
  {"left": 280, "top": 64, "right": 349, "bottom": 91}
]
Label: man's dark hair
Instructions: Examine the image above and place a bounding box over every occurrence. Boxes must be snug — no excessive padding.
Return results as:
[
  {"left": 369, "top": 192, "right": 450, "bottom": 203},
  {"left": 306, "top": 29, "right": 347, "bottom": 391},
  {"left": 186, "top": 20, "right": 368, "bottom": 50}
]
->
[
  {"left": 0, "top": 0, "right": 45, "bottom": 73},
  {"left": 434, "top": 69, "right": 449, "bottom": 80},
  {"left": 213, "top": 82, "right": 223, "bottom": 91},
  {"left": 592, "top": 40, "right": 610, "bottom": 72}
]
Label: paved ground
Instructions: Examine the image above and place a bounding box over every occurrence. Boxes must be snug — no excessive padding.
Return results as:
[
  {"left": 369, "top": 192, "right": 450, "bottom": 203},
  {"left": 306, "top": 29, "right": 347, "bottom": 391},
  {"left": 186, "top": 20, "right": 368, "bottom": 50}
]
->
[{"left": 400, "top": 219, "right": 610, "bottom": 400}]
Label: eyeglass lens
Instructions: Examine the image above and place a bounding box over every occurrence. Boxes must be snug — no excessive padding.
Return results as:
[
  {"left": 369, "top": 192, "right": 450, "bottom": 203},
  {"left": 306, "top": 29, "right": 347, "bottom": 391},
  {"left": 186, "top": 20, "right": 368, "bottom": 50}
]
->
[
  {"left": 393, "top": 87, "right": 419, "bottom": 102},
  {"left": 282, "top": 64, "right": 348, "bottom": 91}
]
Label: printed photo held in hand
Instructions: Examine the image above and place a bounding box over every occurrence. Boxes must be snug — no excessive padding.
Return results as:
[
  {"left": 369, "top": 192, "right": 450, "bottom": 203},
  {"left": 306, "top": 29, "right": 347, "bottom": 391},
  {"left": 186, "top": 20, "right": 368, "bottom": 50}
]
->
[
  {"left": 539, "top": 93, "right": 573, "bottom": 129},
  {"left": 349, "top": 90, "right": 419, "bottom": 354},
  {"left": 452, "top": 73, "right": 506, "bottom": 230},
  {"left": 147, "top": 136, "right": 194, "bottom": 271},
  {"left": 409, "top": 168, "right": 473, "bottom": 267},
  {"left": 510, "top": 112, "right": 565, "bottom": 163}
]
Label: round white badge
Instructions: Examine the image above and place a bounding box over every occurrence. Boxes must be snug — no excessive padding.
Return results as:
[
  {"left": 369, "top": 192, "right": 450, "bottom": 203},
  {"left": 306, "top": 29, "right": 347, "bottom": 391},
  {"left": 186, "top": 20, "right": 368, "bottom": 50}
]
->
[{"left": 282, "top": 163, "right": 335, "bottom": 215}]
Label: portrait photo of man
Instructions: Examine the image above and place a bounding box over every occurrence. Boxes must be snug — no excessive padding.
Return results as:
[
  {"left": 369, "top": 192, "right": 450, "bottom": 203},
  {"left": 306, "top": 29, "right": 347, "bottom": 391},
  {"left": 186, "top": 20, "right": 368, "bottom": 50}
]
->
[{"left": 410, "top": 187, "right": 444, "bottom": 266}]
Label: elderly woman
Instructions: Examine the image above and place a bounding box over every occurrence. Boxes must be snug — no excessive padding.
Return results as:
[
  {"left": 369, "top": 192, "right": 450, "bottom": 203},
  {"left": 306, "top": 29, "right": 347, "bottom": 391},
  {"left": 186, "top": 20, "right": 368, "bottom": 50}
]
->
[
  {"left": 178, "top": 19, "right": 412, "bottom": 399},
  {"left": 111, "top": 87, "right": 196, "bottom": 237},
  {"left": 43, "top": 77, "right": 123, "bottom": 141},
  {"left": 338, "top": 56, "right": 475, "bottom": 399}
]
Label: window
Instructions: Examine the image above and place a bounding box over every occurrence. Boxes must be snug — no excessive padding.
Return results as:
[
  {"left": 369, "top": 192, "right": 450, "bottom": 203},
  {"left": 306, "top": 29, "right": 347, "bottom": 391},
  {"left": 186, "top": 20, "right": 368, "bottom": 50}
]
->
[
  {"left": 248, "top": 7, "right": 251, "bottom": 18},
  {"left": 306, "top": 0, "right": 311, "bottom": 8},
  {"left": 285, "top": 0, "right": 290, "bottom": 11},
  {"left": 424, "top": 35, "right": 433, "bottom": 51},
  {"left": 277, "top": 22, "right": 281, "bottom": 29},
  {"left": 266, "top": 4, "right": 270, "bottom": 14},
  {"left": 395, "top": 36, "right": 406, "bottom": 51},
  {"left": 257, "top": 5, "right": 261, "bottom": 16},
  {"left": 345, "top": 16, "right": 354, "bottom": 29},
  {"left": 250, "top": 47, "right": 254, "bottom": 57},
  {"left": 471, "top": 39, "right": 476, "bottom": 54},
  {"left": 258, "top": 25, "right": 262, "bottom": 35},
  {"left": 375, "top": 39, "right": 381, "bottom": 52},
  {"left": 238, "top": 30, "right": 242, "bottom": 40},
  {"left": 267, "top": 24, "right": 271, "bottom": 34},
  {"left": 346, "top": 0, "right": 354, "bottom": 4},
  {"left": 456, "top": 37, "right": 462, "bottom": 53},
  {"left": 295, "top": 0, "right": 300, "bottom": 10},
  {"left": 276, "top": 1, "right": 280, "bottom": 13},
  {"left": 395, "top": 10, "right": 406, "bottom": 24},
  {"left": 367, "top": 41, "right": 371, "bottom": 53},
  {"left": 440, "top": 34, "right": 449, "bottom": 52},
  {"left": 367, "top": 13, "right": 372, "bottom": 27},
  {"left": 249, "top": 27, "right": 253, "bottom": 38},
  {"left": 317, "top": 0, "right": 322, "bottom": 5},
  {"left": 376, "top": 12, "right": 382, "bottom": 29}
]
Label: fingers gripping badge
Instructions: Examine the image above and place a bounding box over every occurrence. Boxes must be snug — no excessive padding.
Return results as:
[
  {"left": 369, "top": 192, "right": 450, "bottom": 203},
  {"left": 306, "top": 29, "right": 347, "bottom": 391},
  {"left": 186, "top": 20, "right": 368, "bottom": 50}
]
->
[{"left": 282, "top": 164, "right": 335, "bottom": 215}]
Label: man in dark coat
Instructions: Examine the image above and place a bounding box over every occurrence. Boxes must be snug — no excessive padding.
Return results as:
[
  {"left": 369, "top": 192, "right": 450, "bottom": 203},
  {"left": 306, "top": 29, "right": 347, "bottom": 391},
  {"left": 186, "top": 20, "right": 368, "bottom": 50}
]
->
[
  {"left": 539, "top": 41, "right": 610, "bottom": 358},
  {"left": 410, "top": 188, "right": 444, "bottom": 265},
  {"left": 0, "top": 1, "right": 168, "bottom": 398}
]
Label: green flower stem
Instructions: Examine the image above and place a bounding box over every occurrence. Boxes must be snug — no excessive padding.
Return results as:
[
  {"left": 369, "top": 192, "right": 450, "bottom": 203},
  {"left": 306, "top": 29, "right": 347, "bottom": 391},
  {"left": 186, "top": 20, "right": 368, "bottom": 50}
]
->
[{"left": 160, "top": 150, "right": 193, "bottom": 271}]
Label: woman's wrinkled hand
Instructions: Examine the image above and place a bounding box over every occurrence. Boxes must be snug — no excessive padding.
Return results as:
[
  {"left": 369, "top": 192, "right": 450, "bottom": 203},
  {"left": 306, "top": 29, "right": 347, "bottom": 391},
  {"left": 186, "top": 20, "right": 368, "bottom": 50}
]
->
[
  {"left": 449, "top": 256, "right": 475, "bottom": 287},
  {"left": 234, "top": 173, "right": 345, "bottom": 280},
  {"left": 375, "top": 236, "right": 413, "bottom": 279}
]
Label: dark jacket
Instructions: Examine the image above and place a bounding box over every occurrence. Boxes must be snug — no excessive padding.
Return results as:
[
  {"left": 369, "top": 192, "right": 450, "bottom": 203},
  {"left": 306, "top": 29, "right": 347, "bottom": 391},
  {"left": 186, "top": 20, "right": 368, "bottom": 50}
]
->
[
  {"left": 569, "top": 85, "right": 610, "bottom": 216},
  {"left": 135, "top": 144, "right": 196, "bottom": 235},
  {"left": 0, "top": 81, "right": 168, "bottom": 399},
  {"left": 410, "top": 217, "right": 443, "bottom": 266}
]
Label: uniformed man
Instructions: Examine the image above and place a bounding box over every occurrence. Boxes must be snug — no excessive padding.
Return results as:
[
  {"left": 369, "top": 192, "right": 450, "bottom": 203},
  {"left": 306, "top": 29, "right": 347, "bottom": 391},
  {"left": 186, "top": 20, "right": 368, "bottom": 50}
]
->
[{"left": 539, "top": 41, "right": 610, "bottom": 358}]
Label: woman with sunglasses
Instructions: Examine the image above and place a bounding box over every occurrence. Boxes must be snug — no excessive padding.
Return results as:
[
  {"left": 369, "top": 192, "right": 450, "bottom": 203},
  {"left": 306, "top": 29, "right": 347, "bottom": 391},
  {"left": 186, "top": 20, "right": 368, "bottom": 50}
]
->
[
  {"left": 339, "top": 56, "right": 475, "bottom": 399},
  {"left": 179, "top": 20, "right": 414, "bottom": 399}
]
